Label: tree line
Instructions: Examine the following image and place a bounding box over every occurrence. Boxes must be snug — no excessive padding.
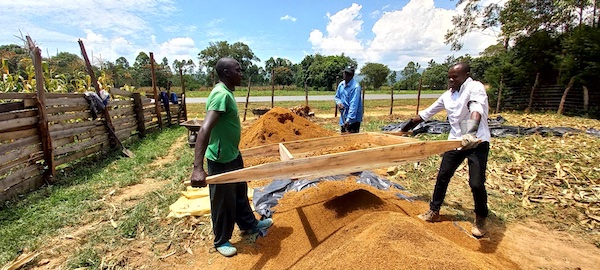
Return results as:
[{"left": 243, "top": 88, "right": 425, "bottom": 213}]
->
[{"left": 1, "top": 0, "right": 599, "bottom": 106}]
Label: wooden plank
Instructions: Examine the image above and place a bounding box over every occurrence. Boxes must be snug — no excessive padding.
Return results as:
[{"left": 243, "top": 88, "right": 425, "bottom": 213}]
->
[
  {"left": 132, "top": 93, "right": 146, "bottom": 137},
  {"left": 0, "top": 174, "right": 42, "bottom": 202},
  {"left": 109, "top": 106, "right": 134, "bottom": 117},
  {"left": 0, "top": 128, "right": 38, "bottom": 142},
  {"left": 45, "top": 105, "right": 88, "bottom": 114},
  {"left": 0, "top": 144, "right": 43, "bottom": 166},
  {"left": 186, "top": 140, "right": 463, "bottom": 185},
  {"left": 0, "top": 116, "right": 38, "bottom": 133},
  {"left": 240, "top": 144, "right": 281, "bottom": 158},
  {"left": 0, "top": 152, "right": 43, "bottom": 177},
  {"left": 47, "top": 111, "right": 92, "bottom": 123},
  {"left": 110, "top": 100, "right": 133, "bottom": 106},
  {"left": 45, "top": 93, "right": 84, "bottom": 98},
  {"left": 0, "top": 93, "right": 36, "bottom": 99},
  {"left": 49, "top": 119, "right": 96, "bottom": 133},
  {"left": 54, "top": 134, "right": 109, "bottom": 156},
  {"left": 0, "top": 164, "right": 41, "bottom": 192},
  {"left": 0, "top": 136, "right": 40, "bottom": 155},
  {"left": 109, "top": 87, "right": 134, "bottom": 98},
  {"left": 45, "top": 98, "right": 88, "bottom": 107},
  {"left": 0, "top": 110, "right": 37, "bottom": 122},
  {"left": 54, "top": 143, "right": 107, "bottom": 167},
  {"left": 50, "top": 123, "right": 103, "bottom": 140},
  {"left": 0, "top": 101, "right": 25, "bottom": 114},
  {"left": 279, "top": 143, "right": 293, "bottom": 161}
]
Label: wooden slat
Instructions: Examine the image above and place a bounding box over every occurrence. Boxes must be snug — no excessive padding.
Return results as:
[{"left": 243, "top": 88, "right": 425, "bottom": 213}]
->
[
  {"left": 0, "top": 101, "right": 25, "bottom": 114},
  {"left": 0, "top": 152, "right": 43, "bottom": 177},
  {"left": 0, "top": 109, "right": 38, "bottom": 122},
  {"left": 0, "top": 93, "right": 36, "bottom": 99},
  {"left": 45, "top": 93, "right": 84, "bottom": 98},
  {"left": 0, "top": 144, "right": 43, "bottom": 166},
  {"left": 0, "top": 136, "right": 39, "bottom": 154},
  {"left": 279, "top": 143, "right": 293, "bottom": 161},
  {"left": 0, "top": 116, "right": 38, "bottom": 133},
  {"left": 54, "top": 134, "right": 109, "bottom": 156},
  {"left": 54, "top": 143, "right": 107, "bottom": 167},
  {"left": 186, "top": 140, "right": 463, "bottom": 185},
  {"left": 45, "top": 98, "right": 88, "bottom": 107},
  {"left": 109, "top": 106, "right": 134, "bottom": 117},
  {"left": 0, "top": 128, "right": 38, "bottom": 142},
  {"left": 0, "top": 164, "right": 40, "bottom": 192},
  {"left": 111, "top": 100, "right": 133, "bottom": 106},
  {"left": 49, "top": 119, "right": 96, "bottom": 133},
  {"left": 47, "top": 111, "right": 92, "bottom": 123},
  {"left": 45, "top": 105, "right": 88, "bottom": 114},
  {"left": 50, "top": 123, "right": 103, "bottom": 140},
  {"left": 240, "top": 144, "right": 281, "bottom": 158},
  {"left": 0, "top": 174, "right": 43, "bottom": 202}
]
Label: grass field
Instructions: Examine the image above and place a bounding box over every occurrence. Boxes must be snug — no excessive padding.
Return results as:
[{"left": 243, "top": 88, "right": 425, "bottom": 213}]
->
[{"left": 1, "top": 98, "right": 599, "bottom": 268}]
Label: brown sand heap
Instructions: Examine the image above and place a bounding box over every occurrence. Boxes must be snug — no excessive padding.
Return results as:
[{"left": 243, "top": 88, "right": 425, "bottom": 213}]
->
[
  {"left": 240, "top": 106, "right": 335, "bottom": 149},
  {"left": 214, "top": 180, "right": 518, "bottom": 270}
]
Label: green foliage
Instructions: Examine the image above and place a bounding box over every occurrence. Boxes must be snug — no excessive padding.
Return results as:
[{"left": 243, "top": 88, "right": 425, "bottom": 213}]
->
[
  {"left": 360, "top": 62, "right": 390, "bottom": 90},
  {"left": 303, "top": 54, "right": 356, "bottom": 91},
  {"left": 395, "top": 61, "right": 421, "bottom": 90},
  {"left": 421, "top": 60, "right": 448, "bottom": 90}
]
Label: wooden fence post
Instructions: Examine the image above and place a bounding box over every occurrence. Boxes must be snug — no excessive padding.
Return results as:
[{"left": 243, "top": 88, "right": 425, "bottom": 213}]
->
[
  {"left": 334, "top": 75, "right": 339, "bottom": 118},
  {"left": 525, "top": 73, "right": 540, "bottom": 113},
  {"left": 27, "top": 36, "right": 55, "bottom": 181},
  {"left": 389, "top": 85, "right": 394, "bottom": 115},
  {"left": 558, "top": 77, "right": 576, "bottom": 115},
  {"left": 243, "top": 77, "right": 252, "bottom": 122},
  {"left": 495, "top": 77, "right": 503, "bottom": 114},
  {"left": 78, "top": 40, "right": 117, "bottom": 148},
  {"left": 149, "top": 52, "right": 163, "bottom": 128},
  {"left": 165, "top": 81, "right": 172, "bottom": 126},
  {"left": 416, "top": 78, "right": 422, "bottom": 115},
  {"left": 583, "top": 85, "right": 589, "bottom": 113},
  {"left": 271, "top": 69, "right": 275, "bottom": 108},
  {"left": 132, "top": 93, "right": 146, "bottom": 138},
  {"left": 179, "top": 67, "right": 187, "bottom": 121}
]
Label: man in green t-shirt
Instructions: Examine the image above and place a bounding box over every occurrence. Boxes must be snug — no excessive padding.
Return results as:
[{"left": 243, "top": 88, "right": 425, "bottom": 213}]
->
[{"left": 189, "top": 57, "right": 273, "bottom": 257}]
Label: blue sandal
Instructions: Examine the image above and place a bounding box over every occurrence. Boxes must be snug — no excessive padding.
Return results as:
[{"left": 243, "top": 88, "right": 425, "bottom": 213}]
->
[{"left": 215, "top": 242, "right": 237, "bottom": 257}]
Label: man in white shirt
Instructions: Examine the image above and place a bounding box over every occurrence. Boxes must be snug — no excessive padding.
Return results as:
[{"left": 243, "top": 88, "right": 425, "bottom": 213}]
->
[{"left": 401, "top": 62, "right": 490, "bottom": 237}]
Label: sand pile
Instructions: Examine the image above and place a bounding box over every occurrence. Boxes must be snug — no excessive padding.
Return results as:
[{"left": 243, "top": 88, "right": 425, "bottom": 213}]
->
[
  {"left": 207, "top": 180, "right": 519, "bottom": 270},
  {"left": 239, "top": 107, "right": 335, "bottom": 149}
]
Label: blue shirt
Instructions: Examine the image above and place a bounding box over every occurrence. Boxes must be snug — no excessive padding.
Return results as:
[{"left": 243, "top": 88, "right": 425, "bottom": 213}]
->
[{"left": 334, "top": 78, "right": 363, "bottom": 126}]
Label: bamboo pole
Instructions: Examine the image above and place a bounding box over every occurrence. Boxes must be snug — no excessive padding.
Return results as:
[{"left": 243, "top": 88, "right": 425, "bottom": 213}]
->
[
  {"left": 27, "top": 36, "right": 55, "bottom": 181},
  {"left": 149, "top": 52, "right": 163, "bottom": 128},
  {"left": 271, "top": 69, "right": 275, "bottom": 108}
]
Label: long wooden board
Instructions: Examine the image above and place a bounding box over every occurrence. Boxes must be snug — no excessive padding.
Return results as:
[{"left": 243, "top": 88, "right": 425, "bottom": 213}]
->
[{"left": 185, "top": 139, "right": 461, "bottom": 185}]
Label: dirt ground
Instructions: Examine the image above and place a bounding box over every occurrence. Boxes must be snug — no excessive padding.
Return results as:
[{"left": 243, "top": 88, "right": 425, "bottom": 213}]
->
[{"left": 20, "top": 107, "right": 600, "bottom": 270}]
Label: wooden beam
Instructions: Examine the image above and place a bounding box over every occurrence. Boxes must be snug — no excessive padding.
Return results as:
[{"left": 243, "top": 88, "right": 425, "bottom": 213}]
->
[
  {"left": 279, "top": 143, "right": 294, "bottom": 161},
  {"left": 185, "top": 140, "right": 462, "bottom": 185},
  {"left": 149, "top": 52, "right": 163, "bottom": 128}
]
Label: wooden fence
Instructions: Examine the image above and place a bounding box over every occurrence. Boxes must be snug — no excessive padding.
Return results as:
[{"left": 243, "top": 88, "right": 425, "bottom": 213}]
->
[{"left": 0, "top": 91, "right": 185, "bottom": 202}]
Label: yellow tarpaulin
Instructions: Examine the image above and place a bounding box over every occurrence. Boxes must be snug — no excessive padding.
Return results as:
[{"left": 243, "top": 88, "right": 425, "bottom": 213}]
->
[{"left": 168, "top": 186, "right": 255, "bottom": 218}]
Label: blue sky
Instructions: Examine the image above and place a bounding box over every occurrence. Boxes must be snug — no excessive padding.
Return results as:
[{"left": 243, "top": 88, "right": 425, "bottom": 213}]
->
[{"left": 0, "top": 0, "right": 501, "bottom": 71}]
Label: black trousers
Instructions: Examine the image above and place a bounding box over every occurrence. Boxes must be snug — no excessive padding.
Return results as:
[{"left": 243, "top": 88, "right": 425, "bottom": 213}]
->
[
  {"left": 207, "top": 154, "right": 258, "bottom": 247},
  {"left": 341, "top": 122, "right": 361, "bottom": 134},
  {"left": 430, "top": 142, "right": 490, "bottom": 217}
]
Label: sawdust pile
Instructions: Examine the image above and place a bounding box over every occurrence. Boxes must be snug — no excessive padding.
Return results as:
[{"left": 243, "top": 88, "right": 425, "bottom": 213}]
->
[
  {"left": 239, "top": 106, "right": 335, "bottom": 149},
  {"left": 216, "top": 180, "right": 518, "bottom": 269}
]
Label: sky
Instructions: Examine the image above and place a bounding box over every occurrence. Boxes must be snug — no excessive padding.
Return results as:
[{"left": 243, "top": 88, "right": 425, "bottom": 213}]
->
[{"left": 0, "top": 0, "right": 502, "bottom": 72}]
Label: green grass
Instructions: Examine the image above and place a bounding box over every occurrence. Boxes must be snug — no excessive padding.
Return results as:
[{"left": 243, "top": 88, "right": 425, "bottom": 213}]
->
[{"left": 0, "top": 127, "right": 190, "bottom": 266}]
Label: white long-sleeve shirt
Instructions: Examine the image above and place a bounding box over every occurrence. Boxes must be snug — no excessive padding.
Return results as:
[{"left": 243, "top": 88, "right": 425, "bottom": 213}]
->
[{"left": 418, "top": 77, "right": 490, "bottom": 142}]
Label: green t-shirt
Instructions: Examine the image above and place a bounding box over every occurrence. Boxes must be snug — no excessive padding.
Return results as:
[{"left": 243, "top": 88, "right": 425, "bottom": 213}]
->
[{"left": 205, "top": 83, "right": 241, "bottom": 163}]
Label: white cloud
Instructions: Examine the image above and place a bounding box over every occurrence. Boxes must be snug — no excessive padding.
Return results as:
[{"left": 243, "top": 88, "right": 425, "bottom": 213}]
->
[
  {"left": 158, "top": 37, "right": 198, "bottom": 63},
  {"left": 309, "top": 0, "right": 500, "bottom": 71},
  {"left": 308, "top": 3, "right": 365, "bottom": 59},
  {"left": 280, "top": 15, "right": 297, "bottom": 22}
]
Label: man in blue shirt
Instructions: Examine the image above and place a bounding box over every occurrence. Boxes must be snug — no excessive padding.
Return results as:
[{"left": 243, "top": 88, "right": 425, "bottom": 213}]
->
[{"left": 335, "top": 66, "right": 363, "bottom": 134}]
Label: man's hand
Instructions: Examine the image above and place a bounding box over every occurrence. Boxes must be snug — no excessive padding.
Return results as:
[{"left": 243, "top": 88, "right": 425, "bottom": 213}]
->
[
  {"left": 461, "top": 133, "right": 479, "bottom": 150},
  {"left": 189, "top": 167, "right": 208, "bottom": 188},
  {"left": 337, "top": 103, "right": 344, "bottom": 110},
  {"left": 343, "top": 121, "right": 349, "bottom": 131}
]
